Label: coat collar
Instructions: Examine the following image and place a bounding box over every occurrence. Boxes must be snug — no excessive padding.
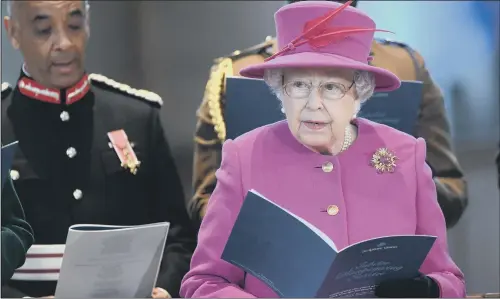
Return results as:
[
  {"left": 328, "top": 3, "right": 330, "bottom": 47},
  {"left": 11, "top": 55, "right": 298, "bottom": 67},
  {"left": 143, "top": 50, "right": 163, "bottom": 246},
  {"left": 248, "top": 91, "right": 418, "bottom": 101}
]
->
[{"left": 16, "top": 64, "right": 91, "bottom": 105}]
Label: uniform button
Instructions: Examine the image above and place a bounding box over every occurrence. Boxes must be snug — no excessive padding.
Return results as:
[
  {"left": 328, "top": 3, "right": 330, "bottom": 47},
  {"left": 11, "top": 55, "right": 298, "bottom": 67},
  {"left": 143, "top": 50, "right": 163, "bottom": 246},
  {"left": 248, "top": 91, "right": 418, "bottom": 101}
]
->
[
  {"left": 66, "top": 147, "right": 77, "bottom": 158},
  {"left": 60, "top": 111, "right": 70, "bottom": 122},
  {"left": 73, "top": 189, "right": 83, "bottom": 200},
  {"left": 10, "top": 170, "right": 20, "bottom": 181},
  {"left": 322, "top": 162, "right": 334, "bottom": 173},
  {"left": 327, "top": 205, "right": 339, "bottom": 216}
]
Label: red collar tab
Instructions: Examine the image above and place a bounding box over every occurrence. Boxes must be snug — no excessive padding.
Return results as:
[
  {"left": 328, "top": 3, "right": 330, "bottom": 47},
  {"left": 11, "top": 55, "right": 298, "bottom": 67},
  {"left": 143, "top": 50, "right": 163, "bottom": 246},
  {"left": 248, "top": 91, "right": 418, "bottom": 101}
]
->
[{"left": 17, "top": 74, "right": 90, "bottom": 105}]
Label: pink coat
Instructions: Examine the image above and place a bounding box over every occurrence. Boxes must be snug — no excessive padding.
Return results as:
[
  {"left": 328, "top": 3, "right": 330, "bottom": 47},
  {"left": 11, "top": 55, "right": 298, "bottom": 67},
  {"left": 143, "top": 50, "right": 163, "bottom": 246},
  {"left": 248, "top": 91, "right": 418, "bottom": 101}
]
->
[{"left": 180, "top": 118, "right": 465, "bottom": 298}]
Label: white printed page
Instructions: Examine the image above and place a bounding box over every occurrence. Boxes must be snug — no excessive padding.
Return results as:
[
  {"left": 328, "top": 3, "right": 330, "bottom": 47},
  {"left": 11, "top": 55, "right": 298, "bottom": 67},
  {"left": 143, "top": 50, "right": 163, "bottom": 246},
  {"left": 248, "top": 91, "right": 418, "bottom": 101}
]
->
[{"left": 55, "top": 222, "right": 169, "bottom": 298}]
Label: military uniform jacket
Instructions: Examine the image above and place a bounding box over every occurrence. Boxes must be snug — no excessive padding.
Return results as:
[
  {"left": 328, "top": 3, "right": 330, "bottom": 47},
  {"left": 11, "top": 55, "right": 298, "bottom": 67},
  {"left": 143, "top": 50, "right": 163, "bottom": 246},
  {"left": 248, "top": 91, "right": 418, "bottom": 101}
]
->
[
  {"left": 1, "top": 72, "right": 196, "bottom": 298},
  {"left": 1, "top": 177, "right": 34, "bottom": 287},
  {"left": 190, "top": 37, "right": 468, "bottom": 229}
]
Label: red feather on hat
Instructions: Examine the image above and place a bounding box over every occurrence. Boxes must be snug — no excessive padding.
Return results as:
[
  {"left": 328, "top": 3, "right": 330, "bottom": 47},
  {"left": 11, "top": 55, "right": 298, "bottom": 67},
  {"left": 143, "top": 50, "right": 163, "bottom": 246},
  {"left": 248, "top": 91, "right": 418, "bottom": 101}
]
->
[{"left": 266, "top": 0, "right": 393, "bottom": 61}]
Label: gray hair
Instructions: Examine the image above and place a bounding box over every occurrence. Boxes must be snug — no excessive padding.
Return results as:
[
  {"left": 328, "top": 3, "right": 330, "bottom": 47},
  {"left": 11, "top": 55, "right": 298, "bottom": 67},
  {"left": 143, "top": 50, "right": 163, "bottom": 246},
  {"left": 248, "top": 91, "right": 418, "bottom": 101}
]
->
[
  {"left": 264, "top": 68, "right": 376, "bottom": 114},
  {"left": 6, "top": 0, "right": 90, "bottom": 17}
]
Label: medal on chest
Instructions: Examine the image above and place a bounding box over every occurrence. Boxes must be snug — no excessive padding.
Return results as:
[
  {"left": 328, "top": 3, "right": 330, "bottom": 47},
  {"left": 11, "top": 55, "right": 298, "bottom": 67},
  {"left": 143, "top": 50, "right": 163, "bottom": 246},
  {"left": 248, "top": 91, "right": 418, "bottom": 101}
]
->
[{"left": 107, "top": 130, "right": 141, "bottom": 175}]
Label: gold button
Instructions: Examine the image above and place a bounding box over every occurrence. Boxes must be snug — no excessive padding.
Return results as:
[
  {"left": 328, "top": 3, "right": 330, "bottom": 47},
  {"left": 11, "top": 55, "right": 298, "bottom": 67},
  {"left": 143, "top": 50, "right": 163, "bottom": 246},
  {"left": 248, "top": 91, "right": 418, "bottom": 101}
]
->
[
  {"left": 327, "top": 205, "right": 339, "bottom": 216},
  {"left": 322, "top": 162, "right": 334, "bottom": 173}
]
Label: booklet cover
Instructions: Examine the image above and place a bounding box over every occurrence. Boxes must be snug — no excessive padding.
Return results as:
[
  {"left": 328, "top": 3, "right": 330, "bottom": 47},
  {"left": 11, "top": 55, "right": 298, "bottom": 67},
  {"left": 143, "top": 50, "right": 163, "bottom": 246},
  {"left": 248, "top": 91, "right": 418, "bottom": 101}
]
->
[
  {"left": 357, "top": 80, "right": 423, "bottom": 136},
  {"left": 1, "top": 141, "right": 19, "bottom": 188},
  {"left": 55, "top": 222, "right": 170, "bottom": 298},
  {"left": 221, "top": 190, "right": 436, "bottom": 298},
  {"left": 225, "top": 76, "right": 285, "bottom": 140},
  {"left": 224, "top": 77, "right": 423, "bottom": 139}
]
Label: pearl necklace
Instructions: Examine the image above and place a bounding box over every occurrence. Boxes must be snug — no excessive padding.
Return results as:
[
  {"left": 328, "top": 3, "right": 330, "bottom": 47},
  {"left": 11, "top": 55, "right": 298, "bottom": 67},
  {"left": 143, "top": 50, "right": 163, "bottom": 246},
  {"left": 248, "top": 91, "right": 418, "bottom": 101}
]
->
[{"left": 340, "top": 125, "right": 354, "bottom": 153}]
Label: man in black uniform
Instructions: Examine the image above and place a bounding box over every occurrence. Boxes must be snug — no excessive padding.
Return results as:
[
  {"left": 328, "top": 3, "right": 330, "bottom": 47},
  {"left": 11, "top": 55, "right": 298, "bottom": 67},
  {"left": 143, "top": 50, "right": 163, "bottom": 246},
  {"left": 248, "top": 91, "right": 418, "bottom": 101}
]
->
[
  {"left": 2, "top": 175, "right": 34, "bottom": 287},
  {"left": 1, "top": 1, "right": 196, "bottom": 298}
]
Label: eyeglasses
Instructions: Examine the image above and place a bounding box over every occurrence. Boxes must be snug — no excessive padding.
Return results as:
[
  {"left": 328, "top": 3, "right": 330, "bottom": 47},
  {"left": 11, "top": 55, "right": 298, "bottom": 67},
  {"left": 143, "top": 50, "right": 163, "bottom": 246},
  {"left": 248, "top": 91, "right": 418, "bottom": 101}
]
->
[{"left": 283, "top": 79, "right": 355, "bottom": 101}]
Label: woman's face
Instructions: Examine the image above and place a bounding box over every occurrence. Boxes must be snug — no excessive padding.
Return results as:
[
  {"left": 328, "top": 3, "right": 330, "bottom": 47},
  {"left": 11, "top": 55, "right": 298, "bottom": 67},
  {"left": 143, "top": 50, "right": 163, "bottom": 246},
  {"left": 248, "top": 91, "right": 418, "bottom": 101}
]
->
[{"left": 281, "top": 68, "right": 359, "bottom": 153}]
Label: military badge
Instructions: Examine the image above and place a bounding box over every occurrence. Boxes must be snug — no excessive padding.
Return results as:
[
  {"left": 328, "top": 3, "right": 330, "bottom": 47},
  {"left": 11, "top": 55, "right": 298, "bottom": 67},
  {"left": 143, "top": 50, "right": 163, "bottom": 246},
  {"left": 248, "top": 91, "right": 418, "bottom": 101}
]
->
[
  {"left": 370, "top": 147, "right": 397, "bottom": 174},
  {"left": 107, "top": 130, "right": 141, "bottom": 175}
]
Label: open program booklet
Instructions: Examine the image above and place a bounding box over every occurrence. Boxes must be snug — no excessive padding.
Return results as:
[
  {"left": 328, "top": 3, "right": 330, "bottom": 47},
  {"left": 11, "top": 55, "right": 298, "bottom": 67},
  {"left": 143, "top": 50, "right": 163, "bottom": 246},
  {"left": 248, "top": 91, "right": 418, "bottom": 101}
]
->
[
  {"left": 55, "top": 222, "right": 169, "bottom": 298},
  {"left": 222, "top": 190, "right": 436, "bottom": 298}
]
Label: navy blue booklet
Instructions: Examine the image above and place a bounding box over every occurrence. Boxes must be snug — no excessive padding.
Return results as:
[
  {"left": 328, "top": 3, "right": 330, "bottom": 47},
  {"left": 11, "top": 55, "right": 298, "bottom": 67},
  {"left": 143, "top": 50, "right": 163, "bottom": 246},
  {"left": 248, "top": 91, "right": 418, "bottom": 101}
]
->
[
  {"left": 357, "top": 80, "right": 423, "bottom": 136},
  {"left": 222, "top": 190, "right": 436, "bottom": 298},
  {"left": 225, "top": 76, "right": 285, "bottom": 140},
  {"left": 224, "top": 77, "right": 422, "bottom": 139},
  {"left": 2, "top": 141, "right": 19, "bottom": 188}
]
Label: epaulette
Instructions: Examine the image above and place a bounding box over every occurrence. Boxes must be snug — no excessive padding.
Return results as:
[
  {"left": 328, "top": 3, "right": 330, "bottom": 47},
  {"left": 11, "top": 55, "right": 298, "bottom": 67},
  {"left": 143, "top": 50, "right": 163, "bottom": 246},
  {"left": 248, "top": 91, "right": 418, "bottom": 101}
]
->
[
  {"left": 88, "top": 73, "right": 163, "bottom": 107},
  {"left": 202, "top": 57, "right": 233, "bottom": 142},
  {"left": 202, "top": 36, "right": 275, "bottom": 143},
  {"left": 225, "top": 35, "right": 275, "bottom": 61},
  {"left": 2, "top": 82, "right": 12, "bottom": 100}
]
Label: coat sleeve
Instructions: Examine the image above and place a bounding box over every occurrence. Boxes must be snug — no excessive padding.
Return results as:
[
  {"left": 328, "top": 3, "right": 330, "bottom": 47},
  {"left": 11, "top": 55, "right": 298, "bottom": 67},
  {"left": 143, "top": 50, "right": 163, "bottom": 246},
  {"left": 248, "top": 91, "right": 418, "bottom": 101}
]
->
[
  {"left": 148, "top": 108, "right": 197, "bottom": 298},
  {"left": 189, "top": 59, "right": 232, "bottom": 228},
  {"left": 180, "top": 139, "right": 256, "bottom": 298},
  {"left": 190, "top": 94, "right": 223, "bottom": 228},
  {"left": 414, "top": 138, "right": 466, "bottom": 298},
  {"left": 1, "top": 177, "right": 34, "bottom": 287},
  {"left": 413, "top": 51, "right": 468, "bottom": 228}
]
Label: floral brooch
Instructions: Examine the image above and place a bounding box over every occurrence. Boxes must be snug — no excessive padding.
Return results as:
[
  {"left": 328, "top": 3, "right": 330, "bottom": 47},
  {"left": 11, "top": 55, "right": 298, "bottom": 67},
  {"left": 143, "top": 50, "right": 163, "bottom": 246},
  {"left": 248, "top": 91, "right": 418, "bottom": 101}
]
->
[{"left": 371, "top": 148, "right": 398, "bottom": 174}]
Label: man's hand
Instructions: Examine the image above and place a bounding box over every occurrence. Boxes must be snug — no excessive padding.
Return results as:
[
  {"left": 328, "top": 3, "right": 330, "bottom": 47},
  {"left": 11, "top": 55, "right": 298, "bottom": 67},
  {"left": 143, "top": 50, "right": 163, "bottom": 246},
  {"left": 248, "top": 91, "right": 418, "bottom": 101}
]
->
[{"left": 152, "top": 287, "right": 171, "bottom": 298}]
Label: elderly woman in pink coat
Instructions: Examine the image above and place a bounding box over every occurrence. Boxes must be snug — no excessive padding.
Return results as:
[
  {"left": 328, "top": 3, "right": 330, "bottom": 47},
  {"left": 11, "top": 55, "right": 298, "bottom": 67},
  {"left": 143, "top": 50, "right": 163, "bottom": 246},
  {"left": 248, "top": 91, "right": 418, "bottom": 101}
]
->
[{"left": 181, "top": 1, "right": 465, "bottom": 298}]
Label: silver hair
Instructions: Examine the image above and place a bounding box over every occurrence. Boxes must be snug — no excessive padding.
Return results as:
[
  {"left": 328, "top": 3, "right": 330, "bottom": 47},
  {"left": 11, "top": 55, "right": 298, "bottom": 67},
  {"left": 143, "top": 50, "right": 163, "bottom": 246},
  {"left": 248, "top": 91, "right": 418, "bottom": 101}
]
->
[
  {"left": 263, "top": 68, "right": 376, "bottom": 114},
  {"left": 6, "top": 0, "right": 90, "bottom": 17}
]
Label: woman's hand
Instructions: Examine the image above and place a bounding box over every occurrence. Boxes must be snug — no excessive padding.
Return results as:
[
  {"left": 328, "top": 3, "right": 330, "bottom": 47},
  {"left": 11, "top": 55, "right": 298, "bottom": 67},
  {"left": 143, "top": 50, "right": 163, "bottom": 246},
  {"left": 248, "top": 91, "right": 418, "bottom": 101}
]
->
[
  {"left": 152, "top": 287, "right": 171, "bottom": 298},
  {"left": 375, "top": 275, "right": 440, "bottom": 298}
]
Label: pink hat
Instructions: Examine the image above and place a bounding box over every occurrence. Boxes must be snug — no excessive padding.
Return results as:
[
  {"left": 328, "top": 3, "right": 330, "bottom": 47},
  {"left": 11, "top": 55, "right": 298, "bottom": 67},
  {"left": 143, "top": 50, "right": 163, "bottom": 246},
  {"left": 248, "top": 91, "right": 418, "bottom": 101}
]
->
[{"left": 239, "top": 1, "right": 401, "bottom": 92}]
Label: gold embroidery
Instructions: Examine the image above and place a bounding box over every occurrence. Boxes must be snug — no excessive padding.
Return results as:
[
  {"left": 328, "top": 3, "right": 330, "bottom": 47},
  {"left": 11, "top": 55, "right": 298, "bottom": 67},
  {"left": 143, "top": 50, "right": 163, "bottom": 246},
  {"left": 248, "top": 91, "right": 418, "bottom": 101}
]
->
[
  {"left": 192, "top": 170, "right": 217, "bottom": 212},
  {"left": 88, "top": 73, "right": 163, "bottom": 106},
  {"left": 204, "top": 58, "right": 233, "bottom": 142},
  {"left": 437, "top": 177, "right": 465, "bottom": 195},
  {"left": 194, "top": 136, "right": 219, "bottom": 146}
]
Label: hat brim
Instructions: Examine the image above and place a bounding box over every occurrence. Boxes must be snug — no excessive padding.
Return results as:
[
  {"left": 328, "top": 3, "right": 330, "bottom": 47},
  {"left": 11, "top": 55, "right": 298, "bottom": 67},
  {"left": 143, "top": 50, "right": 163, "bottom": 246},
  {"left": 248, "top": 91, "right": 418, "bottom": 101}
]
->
[{"left": 239, "top": 52, "right": 401, "bottom": 92}]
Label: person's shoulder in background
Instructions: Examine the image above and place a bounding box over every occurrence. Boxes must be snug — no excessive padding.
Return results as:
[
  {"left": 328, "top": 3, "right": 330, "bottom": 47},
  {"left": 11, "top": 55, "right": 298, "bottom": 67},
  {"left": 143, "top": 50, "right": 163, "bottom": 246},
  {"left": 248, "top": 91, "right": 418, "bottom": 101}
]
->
[
  {"left": 196, "top": 36, "right": 277, "bottom": 143},
  {"left": 370, "top": 38, "right": 426, "bottom": 81}
]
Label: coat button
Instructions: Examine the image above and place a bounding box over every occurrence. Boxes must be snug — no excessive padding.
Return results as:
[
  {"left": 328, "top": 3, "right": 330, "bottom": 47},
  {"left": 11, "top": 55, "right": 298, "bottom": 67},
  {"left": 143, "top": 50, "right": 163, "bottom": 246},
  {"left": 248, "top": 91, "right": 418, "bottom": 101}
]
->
[
  {"left": 66, "top": 147, "right": 77, "bottom": 158},
  {"left": 10, "top": 170, "right": 20, "bottom": 181},
  {"left": 327, "top": 205, "right": 339, "bottom": 216},
  {"left": 73, "top": 189, "right": 83, "bottom": 200},
  {"left": 60, "top": 111, "right": 70, "bottom": 122},
  {"left": 322, "top": 162, "right": 334, "bottom": 173}
]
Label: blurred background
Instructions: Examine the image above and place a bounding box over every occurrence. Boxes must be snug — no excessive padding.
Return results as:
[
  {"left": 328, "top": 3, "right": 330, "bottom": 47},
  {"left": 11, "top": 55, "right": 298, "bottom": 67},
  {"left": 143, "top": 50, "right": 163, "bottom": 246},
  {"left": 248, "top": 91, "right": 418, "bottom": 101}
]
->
[{"left": 2, "top": 0, "right": 499, "bottom": 294}]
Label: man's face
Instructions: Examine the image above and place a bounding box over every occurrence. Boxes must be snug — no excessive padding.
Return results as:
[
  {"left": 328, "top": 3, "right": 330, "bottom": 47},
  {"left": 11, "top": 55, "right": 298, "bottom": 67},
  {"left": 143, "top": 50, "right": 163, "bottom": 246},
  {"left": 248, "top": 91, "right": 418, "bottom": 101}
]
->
[{"left": 4, "top": 1, "right": 89, "bottom": 89}]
